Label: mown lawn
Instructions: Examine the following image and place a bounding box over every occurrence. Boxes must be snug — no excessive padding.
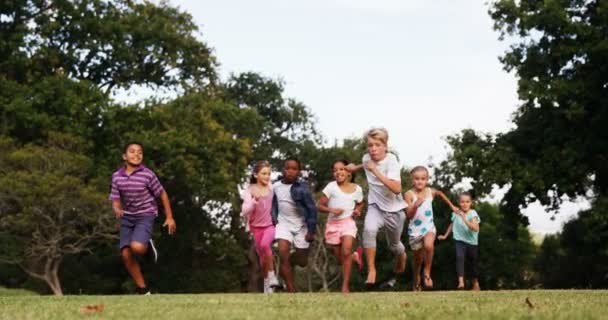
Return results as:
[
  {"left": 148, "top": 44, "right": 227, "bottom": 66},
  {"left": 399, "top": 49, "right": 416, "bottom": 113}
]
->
[{"left": 0, "top": 290, "right": 606, "bottom": 319}]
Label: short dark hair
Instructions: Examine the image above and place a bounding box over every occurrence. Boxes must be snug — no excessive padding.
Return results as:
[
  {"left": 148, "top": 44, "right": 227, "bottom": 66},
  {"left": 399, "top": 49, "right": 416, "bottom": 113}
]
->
[
  {"left": 284, "top": 157, "right": 302, "bottom": 170},
  {"left": 123, "top": 142, "right": 143, "bottom": 154}
]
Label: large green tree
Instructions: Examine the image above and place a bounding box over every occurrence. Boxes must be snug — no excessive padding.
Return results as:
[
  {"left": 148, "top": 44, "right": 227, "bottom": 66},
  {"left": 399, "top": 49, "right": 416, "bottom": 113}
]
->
[
  {"left": 0, "top": 134, "right": 115, "bottom": 295},
  {"left": 437, "top": 0, "right": 608, "bottom": 232}
]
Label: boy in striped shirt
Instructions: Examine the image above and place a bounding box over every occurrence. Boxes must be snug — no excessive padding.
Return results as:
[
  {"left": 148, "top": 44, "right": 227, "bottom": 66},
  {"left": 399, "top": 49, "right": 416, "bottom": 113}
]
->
[{"left": 109, "top": 142, "right": 176, "bottom": 294}]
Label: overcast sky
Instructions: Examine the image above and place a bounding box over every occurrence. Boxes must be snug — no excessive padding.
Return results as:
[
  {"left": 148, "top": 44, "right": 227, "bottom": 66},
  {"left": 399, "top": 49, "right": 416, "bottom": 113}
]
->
[{"left": 155, "top": 0, "right": 588, "bottom": 234}]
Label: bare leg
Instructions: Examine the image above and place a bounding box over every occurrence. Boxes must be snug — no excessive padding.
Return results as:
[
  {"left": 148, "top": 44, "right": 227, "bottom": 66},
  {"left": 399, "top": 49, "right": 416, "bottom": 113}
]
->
[
  {"left": 412, "top": 249, "right": 423, "bottom": 291},
  {"left": 471, "top": 278, "right": 481, "bottom": 291},
  {"left": 340, "top": 236, "right": 355, "bottom": 293},
  {"left": 121, "top": 246, "right": 146, "bottom": 288},
  {"left": 422, "top": 233, "right": 435, "bottom": 288},
  {"left": 457, "top": 276, "right": 465, "bottom": 289},
  {"left": 365, "top": 247, "right": 377, "bottom": 285},
  {"left": 278, "top": 240, "right": 296, "bottom": 292}
]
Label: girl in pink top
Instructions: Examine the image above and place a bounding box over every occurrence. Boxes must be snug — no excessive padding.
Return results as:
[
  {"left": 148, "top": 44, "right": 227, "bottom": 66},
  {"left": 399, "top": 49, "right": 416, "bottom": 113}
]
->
[{"left": 241, "top": 160, "right": 279, "bottom": 293}]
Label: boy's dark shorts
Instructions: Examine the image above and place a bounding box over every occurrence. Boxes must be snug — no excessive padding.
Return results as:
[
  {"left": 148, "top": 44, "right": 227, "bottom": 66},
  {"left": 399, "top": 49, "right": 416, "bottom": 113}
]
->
[{"left": 119, "top": 215, "right": 155, "bottom": 250}]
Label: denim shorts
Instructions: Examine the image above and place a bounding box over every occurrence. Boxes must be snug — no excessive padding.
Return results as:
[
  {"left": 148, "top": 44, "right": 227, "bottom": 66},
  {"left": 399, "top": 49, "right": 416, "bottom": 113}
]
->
[{"left": 119, "top": 214, "right": 155, "bottom": 250}]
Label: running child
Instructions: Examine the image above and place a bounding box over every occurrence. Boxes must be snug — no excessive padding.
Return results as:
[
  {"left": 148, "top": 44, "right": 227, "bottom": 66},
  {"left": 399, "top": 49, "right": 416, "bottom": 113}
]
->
[
  {"left": 317, "top": 159, "right": 364, "bottom": 293},
  {"left": 438, "top": 191, "right": 481, "bottom": 291},
  {"left": 271, "top": 158, "right": 317, "bottom": 293},
  {"left": 404, "top": 166, "right": 459, "bottom": 291},
  {"left": 241, "top": 160, "right": 280, "bottom": 293},
  {"left": 346, "top": 128, "right": 407, "bottom": 290},
  {"left": 109, "top": 142, "right": 176, "bottom": 295}
]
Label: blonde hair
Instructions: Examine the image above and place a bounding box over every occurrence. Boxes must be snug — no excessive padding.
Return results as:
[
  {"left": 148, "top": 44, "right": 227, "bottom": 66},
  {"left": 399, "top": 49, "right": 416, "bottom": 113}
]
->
[
  {"left": 364, "top": 127, "right": 389, "bottom": 146},
  {"left": 410, "top": 166, "right": 429, "bottom": 176}
]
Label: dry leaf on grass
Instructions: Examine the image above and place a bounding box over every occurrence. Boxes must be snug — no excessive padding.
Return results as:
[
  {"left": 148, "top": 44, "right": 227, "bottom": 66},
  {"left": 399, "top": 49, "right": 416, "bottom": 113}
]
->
[{"left": 80, "top": 304, "right": 105, "bottom": 314}]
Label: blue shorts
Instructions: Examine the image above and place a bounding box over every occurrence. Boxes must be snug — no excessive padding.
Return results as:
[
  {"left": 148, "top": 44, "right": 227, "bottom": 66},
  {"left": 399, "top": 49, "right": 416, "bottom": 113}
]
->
[{"left": 119, "top": 215, "right": 155, "bottom": 250}]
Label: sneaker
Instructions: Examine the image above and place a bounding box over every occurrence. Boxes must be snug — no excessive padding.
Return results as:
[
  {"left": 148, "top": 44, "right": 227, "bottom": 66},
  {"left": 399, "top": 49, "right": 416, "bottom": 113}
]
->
[
  {"left": 378, "top": 272, "right": 397, "bottom": 290},
  {"left": 263, "top": 279, "right": 274, "bottom": 294},
  {"left": 268, "top": 273, "right": 280, "bottom": 289},
  {"left": 136, "top": 286, "right": 151, "bottom": 295},
  {"left": 147, "top": 239, "right": 158, "bottom": 264}
]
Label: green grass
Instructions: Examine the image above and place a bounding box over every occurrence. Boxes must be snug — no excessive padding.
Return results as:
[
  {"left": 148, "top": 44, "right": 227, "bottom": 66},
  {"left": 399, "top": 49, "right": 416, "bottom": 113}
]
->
[
  {"left": 0, "top": 287, "right": 38, "bottom": 297},
  {"left": 0, "top": 290, "right": 606, "bottom": 319}
]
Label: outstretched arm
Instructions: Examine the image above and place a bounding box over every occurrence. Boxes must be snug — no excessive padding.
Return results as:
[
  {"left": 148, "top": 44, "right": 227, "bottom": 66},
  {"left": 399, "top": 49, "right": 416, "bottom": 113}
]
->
[
  {"left": 433, "top": 189, "right": 459, "bottom": 213},
  {"left": 438, "top": 223, "right": 453, "bottom": 240},
  {"left": 345, "top": 163, "right": 364, "bottom": 172}
]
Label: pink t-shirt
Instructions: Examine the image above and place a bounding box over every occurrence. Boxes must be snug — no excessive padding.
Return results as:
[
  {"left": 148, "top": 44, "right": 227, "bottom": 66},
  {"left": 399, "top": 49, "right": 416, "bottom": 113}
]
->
[{"left": 241, "top": 186, "right": 274, "bottom": 228}]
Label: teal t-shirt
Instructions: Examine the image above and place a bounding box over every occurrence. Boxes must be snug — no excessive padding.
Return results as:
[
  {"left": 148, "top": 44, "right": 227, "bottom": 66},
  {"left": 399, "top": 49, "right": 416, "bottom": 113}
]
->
[{"left": 451, "top": 210, "right": 480, "bottom": 245}]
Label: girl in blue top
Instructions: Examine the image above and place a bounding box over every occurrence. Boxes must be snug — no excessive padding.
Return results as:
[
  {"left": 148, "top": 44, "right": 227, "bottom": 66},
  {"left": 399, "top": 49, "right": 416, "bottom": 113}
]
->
[{"left": 438, "top": 192, "right": 481, "bottom": 291}]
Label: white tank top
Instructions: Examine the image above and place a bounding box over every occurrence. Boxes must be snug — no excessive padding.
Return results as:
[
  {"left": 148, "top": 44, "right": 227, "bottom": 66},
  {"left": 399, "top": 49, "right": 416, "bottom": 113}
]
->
[{"left": 407, "top": 188, "right": 436, "bottom": 238}]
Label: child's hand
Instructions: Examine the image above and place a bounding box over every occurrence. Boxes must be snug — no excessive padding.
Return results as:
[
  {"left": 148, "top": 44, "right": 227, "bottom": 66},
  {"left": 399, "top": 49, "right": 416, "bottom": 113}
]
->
[
  {"left": 305, "top": 232, "right": 315, "bottom": 243},
  {"left": 353, "top": 209, "right": 362, "bottom": 217},
  {"left": 163, "top": 218, "right": 177, "bottom": 235},
  {"left": 331, "top": 208, "right": 345, "bottom": 215},
  {"left": 414, "top": 198, "right": 425, "bottom": 208},
  {"left": 365, "top": 160, "right": 378, "bottom": 173},
  {"left": 113, "top": 207, "right": 123, "bottom": 218},
  {"left": 438, "top": 234, "right": 448, "bottom": 241}
]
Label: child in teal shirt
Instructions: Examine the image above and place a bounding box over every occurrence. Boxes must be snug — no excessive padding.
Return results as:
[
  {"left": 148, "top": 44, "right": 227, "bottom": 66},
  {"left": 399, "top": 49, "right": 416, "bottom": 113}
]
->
[{"left": 438, "top": 192, "right": 480, "bottom": 290}]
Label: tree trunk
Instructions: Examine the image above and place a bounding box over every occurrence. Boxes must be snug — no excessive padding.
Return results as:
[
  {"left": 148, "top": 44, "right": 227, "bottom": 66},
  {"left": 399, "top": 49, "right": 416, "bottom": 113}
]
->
[{"left": 246, "top": 243, "right": 262, "bottom": 292}]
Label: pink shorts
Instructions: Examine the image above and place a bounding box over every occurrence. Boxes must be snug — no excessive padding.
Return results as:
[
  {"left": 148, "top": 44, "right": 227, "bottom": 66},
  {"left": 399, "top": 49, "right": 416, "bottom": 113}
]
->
[{"left": 325, "top": 218, "right": 357, "bottom": 245}]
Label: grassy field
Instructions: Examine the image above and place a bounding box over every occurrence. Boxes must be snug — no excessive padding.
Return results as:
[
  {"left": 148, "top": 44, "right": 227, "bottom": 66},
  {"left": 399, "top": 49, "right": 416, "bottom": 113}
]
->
[{"left": 1, "top": 290, "right": 607, "bottom": 319}]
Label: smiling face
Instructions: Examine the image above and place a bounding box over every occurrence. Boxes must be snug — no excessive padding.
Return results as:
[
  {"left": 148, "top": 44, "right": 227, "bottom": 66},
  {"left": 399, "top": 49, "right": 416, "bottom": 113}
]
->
[
  {"left": 282, "top": 160, "right": 300, "bottom": 184},
  {"left": 367, "top": 137, "right": 387, "bottom": 161},
  {"left": 459, "top": 194, "right": 473, "bottom": 212},
  {"left": 122, "top": 144, "right": 143, "bottom": 167},
  {"left": 332, "top": 161, "right": 350, "bottom": 184},
  {"left": 411, "top": 169, "right": 429, "bottom": 191},
  {"left": 255, "top": 166, "right": 272, "bottom": 187}
]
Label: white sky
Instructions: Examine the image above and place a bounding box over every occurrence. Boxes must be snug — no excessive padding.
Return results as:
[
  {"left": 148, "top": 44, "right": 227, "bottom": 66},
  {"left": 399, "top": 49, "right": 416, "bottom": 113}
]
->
[{"left": 150, "top": 0, "right": 586, "bottom": 234}]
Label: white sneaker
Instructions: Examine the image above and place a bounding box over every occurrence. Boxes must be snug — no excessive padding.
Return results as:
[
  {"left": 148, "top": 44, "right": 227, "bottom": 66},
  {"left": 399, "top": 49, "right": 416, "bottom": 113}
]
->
[
  {"left": 268, "top": 275, "right": 280, "bottom": 289},
  {"left": 263, "top": 279, "right": 273, "bottom": 294}
]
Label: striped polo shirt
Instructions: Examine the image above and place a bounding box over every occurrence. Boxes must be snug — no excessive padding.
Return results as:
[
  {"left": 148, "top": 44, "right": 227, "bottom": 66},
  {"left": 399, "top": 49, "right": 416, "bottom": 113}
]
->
[{"left": 109, "top": 165, "right": 165, "bottom": 216}]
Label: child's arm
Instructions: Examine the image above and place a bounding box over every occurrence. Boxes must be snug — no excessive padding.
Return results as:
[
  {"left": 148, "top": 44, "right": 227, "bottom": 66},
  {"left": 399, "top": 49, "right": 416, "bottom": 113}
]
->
[
  {"left": 241, "top": 188, "right": 257, "bottom": 219},
  {"left": 160, "top": 191, "right": 176, "bottom": 235},
  {"left": 318, "top": 195, "right": 344, "bottom": 216},
  {"left": 457, "top": 212, "right": 480, "bottom": 232},
  {"left": 303, "top": 188, "right": 318, "bottom": 242},
  {"left": 437, "top": 223, "right": 453, "bottom": 240},
  {"left": 353, "top": 200, "right": 365, "bottom": 217},
  {"left": 366, "top": 161, "right": 401, "bottom": 194},
  {"left": 432, "top": 189, "right": 460, "bottom": 213},
  {"left": 345, "top": 163, "right": 364, "bottom": 172},
  {"left": 112, "top": 199, "right": 123, "bottom": 218},
  {"left": 404, "top": 191, "right": 424, "bottom": 219}
]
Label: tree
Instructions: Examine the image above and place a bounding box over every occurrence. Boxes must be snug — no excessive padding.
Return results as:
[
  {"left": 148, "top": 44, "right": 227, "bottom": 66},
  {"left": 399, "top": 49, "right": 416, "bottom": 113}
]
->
[
  {"left": 1, "top": 0, "right": 216, "bottom": 92},
  {"left": 437, "top": 0, "right": 608, "bottom": 233},
  {"left": 0, "top": 134, "right": 116, "bottom": 295}
]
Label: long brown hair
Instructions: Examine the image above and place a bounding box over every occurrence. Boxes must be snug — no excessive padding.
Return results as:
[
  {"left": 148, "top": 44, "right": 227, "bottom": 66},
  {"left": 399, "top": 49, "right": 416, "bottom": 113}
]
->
[{"left": 250, "top": 160, "right": 271, "bottom": 184}]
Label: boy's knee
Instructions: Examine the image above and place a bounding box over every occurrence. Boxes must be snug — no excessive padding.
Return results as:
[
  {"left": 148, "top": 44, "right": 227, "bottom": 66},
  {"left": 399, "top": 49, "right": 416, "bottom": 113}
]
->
[
  {"left": 120, "top": 247, "right": 133, "bottom": 261},
  {"left": 130, "top": 242, "right": 146, "bottom": 256},
  {"left": 362, "top": 228, "right": 378, "bottom": 248},
  {"left": 389, "top": 242, "right": 405, "bottom": 256}
]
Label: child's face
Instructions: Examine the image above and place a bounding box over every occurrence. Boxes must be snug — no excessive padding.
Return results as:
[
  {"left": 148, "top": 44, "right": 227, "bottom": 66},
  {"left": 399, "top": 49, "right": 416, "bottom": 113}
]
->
[
  {"left": 282, "top": 160, "right": 300, "bottom": 183},
  {"left": 459, "top": 195, "right": 472, "bottom": 212},
  {"left": 122, "top": 144, "right": 143, "bottom": 166},
  {"left": 411, "top": 170, "right": 429, "bottom": 191},
  {"left": 255, "top": 167, "right": 271, "bottom": 186},
  {"left": 367, "top": 137, "right": 387, "bottom": 161},
  {"left": 332, "top": 162, "right": 350, "bottom": 184}
]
